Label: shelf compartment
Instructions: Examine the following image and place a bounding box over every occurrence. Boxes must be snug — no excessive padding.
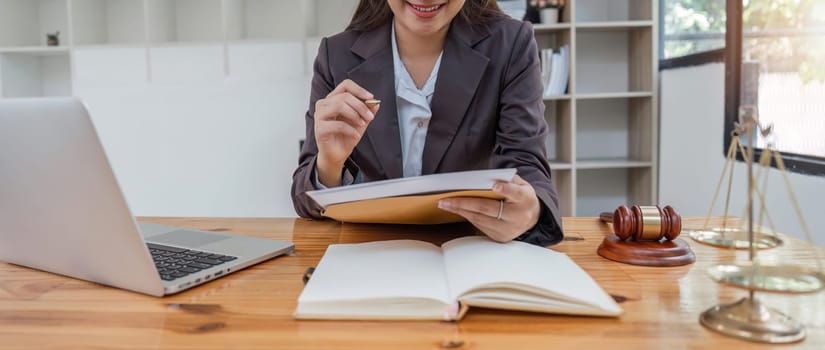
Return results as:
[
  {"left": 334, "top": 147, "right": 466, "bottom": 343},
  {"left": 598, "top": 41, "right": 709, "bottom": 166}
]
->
[
  {"left": 574, "top": 26, "right": 652, "bottom": 94},
  {"left": 0, "top": 52, "right": 71, "bottom": 97},
  {"left": 535, "top": 28, "right": 571, "bottom": 97},
  {"left": 225, "top": 0, "right": 307, "bottom": 41},
  {"left": 574, "top": 0, "right": 652, "bottom": 23},
  {"left": 576, "top": 167, "right": 653, "bottom": 216},
  {"left": 575, "top": 97, "right": 653, "bottom": 162},
  {"left": 147, "top": 0, "right": 223, "bottom": 44},
  {"left": 0, "top": 0, "right": 69, "bottom": 48},
  {"left": 545, "top": 99, "right": 573, "bottom": 164},
  {"left": 72, "top": 0, "right": 145, "bottom": 46}
]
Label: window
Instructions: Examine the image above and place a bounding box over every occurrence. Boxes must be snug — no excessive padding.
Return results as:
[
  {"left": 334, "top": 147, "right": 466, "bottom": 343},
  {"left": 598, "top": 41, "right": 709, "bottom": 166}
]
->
[
  {"left": 726, "top": 0, "right": 825, "bottom": 175},
  {"left": 661, "top": 0, "right": 727, "bottom": 60}
]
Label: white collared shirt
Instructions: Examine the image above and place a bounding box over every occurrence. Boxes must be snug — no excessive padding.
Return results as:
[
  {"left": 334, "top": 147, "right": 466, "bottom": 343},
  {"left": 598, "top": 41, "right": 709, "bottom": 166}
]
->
[
  {"left": 314, "top": 23, "right": 444, "bottom": 188},
  {"left": 392, "top": 23, "right": 443, "bottom": 177}
]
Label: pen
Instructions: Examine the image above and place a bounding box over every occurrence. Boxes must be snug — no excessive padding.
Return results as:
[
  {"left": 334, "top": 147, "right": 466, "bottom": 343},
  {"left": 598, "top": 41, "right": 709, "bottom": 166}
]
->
[{"left": 302, "top": 267, "right": 315, "bottom": 284}]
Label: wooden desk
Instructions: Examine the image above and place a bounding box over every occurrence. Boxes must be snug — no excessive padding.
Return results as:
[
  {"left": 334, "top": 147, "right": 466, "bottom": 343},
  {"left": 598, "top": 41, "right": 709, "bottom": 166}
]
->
[{"left": 1, "top": 217, "right": 823, "bottom": 349}]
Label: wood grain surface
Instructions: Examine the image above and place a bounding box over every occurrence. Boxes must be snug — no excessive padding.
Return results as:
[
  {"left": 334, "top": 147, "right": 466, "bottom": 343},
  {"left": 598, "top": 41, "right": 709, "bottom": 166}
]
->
[{"left": 1, "top": 217, "right": 822, "bottom": 349}]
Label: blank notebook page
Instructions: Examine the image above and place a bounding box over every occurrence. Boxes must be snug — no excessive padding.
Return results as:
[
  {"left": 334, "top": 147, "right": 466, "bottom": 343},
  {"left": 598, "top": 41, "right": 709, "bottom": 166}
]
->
[
  {"left": 441, "top": 236, "right": 620, "bottom": 313},
  {"left": 299, "top": 240, "right": 452, "bottom": 304}
]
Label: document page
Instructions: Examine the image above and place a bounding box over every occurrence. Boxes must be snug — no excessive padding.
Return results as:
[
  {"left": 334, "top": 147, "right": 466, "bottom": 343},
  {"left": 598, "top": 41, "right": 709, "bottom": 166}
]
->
[
  {"left": 306, "top": 168, "right": 516, "bottom": 207},
  {"left": 298, "top": 240, "right": 452, "bottom": 305}
]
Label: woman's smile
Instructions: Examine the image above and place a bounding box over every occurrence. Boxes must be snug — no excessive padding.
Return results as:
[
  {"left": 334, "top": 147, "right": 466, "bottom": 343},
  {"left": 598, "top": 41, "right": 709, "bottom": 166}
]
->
[
  {"left": 388, "top": 0, "right": 463, "bottom": 37},
  {"left": 406, "top": 1, "right": 446, "bottom": 18}
]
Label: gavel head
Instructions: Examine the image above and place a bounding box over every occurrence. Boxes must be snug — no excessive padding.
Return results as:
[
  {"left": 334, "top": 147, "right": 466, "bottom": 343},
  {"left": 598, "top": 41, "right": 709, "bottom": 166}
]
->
[{"left": 612, "top": 205, "right": 681, "bottom": 242}]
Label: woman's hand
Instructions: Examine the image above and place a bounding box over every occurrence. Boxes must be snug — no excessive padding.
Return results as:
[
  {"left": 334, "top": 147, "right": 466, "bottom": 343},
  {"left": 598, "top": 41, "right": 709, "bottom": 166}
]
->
[
  {"left": 437, "top": 175, "right": 541, "bottom": 242},
  {"left": 314, "top": 79, "right": 379, "bottom": 187}
]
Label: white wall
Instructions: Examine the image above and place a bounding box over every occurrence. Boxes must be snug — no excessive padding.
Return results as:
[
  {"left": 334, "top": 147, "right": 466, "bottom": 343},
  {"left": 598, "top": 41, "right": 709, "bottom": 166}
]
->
[
  {"left": 660, "top": 63, "right": 825, "bottom": 246},
  {"left": 73, "top": 43, "right": 310, "bottom": 218}
]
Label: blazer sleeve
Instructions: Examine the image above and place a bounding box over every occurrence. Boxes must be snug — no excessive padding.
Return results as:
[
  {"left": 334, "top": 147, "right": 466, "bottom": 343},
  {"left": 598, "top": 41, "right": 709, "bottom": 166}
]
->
[
  {"left": 491, "top": 21, "right": 564, "bottom": 246},
  {"left": 291, "top": 37, "right": 360, "bottom": 219}
]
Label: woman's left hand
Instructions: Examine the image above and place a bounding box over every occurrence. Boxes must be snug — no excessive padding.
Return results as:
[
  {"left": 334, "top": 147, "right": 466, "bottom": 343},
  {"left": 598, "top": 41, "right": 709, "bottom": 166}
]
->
[{"left": 438, "top": 175, "right": 541, "bottom": 242}]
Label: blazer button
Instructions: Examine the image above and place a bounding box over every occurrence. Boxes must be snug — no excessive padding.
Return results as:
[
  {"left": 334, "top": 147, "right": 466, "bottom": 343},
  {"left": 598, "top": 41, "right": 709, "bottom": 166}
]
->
[{"left": 417, "top": 121, "right": 425, "bottom": 128}]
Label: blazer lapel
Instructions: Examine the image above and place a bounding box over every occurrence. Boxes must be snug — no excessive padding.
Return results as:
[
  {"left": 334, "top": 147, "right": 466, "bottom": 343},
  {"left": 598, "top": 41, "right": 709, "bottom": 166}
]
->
[
  {"left": 421, "top": 20, "right": 491, "bottom": 175},
  {"left": 348, "top": 21, "right": 403, "bottom": 179}
]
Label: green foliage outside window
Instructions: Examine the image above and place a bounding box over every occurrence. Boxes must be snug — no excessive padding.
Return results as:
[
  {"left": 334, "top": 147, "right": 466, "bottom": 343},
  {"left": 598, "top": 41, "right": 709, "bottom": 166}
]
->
[
  {"left": 663, "top": 0, "right": 726, "bottom": 58},
  {"left": 742, "top": 0, "right": 825, "bottom": 83}
]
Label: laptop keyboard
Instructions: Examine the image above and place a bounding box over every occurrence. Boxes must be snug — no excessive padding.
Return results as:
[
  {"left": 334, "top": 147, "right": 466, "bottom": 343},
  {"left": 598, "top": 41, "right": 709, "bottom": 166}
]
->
[{"left": 147, "top": 243, "right": 238, "bottom": 281}]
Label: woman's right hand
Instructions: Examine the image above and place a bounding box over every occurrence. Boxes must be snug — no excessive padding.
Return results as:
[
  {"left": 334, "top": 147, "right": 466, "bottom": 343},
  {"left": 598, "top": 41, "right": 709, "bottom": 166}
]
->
[{"left": 314, "top": 79, "right": 379, "bottom": 187}]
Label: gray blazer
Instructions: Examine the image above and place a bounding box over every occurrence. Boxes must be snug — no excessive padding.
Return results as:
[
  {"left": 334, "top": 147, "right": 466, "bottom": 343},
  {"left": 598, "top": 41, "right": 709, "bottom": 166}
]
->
[{"left": 291, "top": 15, "right": 563, "bottom": 246}]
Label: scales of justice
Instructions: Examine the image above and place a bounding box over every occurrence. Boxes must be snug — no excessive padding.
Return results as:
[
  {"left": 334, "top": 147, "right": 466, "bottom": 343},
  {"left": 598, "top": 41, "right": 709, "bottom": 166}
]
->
[{"left": 681, "top": 105, "right": 825, "bottom": 343}]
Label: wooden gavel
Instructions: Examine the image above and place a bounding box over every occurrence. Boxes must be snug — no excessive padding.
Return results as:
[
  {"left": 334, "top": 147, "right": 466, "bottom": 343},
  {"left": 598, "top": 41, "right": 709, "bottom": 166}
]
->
[{"left": 599, "top": 205, "right": 681, "bottom": 242}]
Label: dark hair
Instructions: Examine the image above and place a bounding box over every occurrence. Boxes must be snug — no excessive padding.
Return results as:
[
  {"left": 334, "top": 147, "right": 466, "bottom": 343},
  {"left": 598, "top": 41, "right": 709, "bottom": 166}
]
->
[{"left": 347, "top": 0, "right": 504, "bottom": 32}]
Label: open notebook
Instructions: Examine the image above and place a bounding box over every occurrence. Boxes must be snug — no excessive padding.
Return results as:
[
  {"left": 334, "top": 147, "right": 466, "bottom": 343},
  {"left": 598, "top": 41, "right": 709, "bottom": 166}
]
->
[{"left": 295, "top": 236, "right": 622, "bottom": 320}]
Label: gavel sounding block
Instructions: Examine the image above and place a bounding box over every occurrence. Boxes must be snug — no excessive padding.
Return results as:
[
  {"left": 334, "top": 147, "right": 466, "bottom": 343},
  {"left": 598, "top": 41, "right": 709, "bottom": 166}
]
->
[
  {"left": 597, "top": 205, "right": 695, "bottom": 267},
  {"left": 597, "top": 234, "right": 695, "bottom": 267}
]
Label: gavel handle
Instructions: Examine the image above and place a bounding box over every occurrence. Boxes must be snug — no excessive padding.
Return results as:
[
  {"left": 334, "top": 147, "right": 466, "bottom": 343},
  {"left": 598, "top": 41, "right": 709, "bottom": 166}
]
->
[{"left": 599, "top": 212, "right": 613, "bottom": 223}]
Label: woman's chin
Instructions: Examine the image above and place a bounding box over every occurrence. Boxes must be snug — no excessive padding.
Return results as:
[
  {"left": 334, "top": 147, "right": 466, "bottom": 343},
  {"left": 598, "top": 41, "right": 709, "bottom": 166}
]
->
[{"left": 398, "top": 18, "right": 448, "bottom": 37}]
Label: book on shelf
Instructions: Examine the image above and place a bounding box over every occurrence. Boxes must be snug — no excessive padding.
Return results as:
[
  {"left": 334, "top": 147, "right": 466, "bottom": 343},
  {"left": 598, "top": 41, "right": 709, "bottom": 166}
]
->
[
  {"left": 294, "top": 236, "right": 623, "bottom": 320},
  {"left": 541, "top": 45, "right": 569, "bottom": 96},
  {"left": 306, "top": 168, "right": 515, "bottom": 225}
]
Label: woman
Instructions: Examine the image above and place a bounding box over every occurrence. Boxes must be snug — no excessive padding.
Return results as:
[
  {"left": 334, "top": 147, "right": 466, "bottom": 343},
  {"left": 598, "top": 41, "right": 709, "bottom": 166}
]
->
[{"left": 291, "top": 0, "right": 563, "bottom": 246}]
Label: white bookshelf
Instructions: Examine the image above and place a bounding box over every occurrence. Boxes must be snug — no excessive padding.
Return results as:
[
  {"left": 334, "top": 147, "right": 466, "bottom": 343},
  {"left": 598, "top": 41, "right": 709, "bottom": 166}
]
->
[
  {"left": 0, "top": 0, "right": 71, "bottom": 98},
  {"left": 0, "top": 0, "right": 69, "bottom": 48},
  {"left": 537, "top": 0, "right": 658, "bottom": 216},
  {"left": 0, "top": 0, "right": 357, "bottom": 97}
]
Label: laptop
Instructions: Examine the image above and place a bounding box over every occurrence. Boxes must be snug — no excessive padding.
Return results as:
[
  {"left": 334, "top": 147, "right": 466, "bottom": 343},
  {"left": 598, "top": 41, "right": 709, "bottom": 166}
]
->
[{"left": 0, "top": 97, "right": 294, "bottom": 296}]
